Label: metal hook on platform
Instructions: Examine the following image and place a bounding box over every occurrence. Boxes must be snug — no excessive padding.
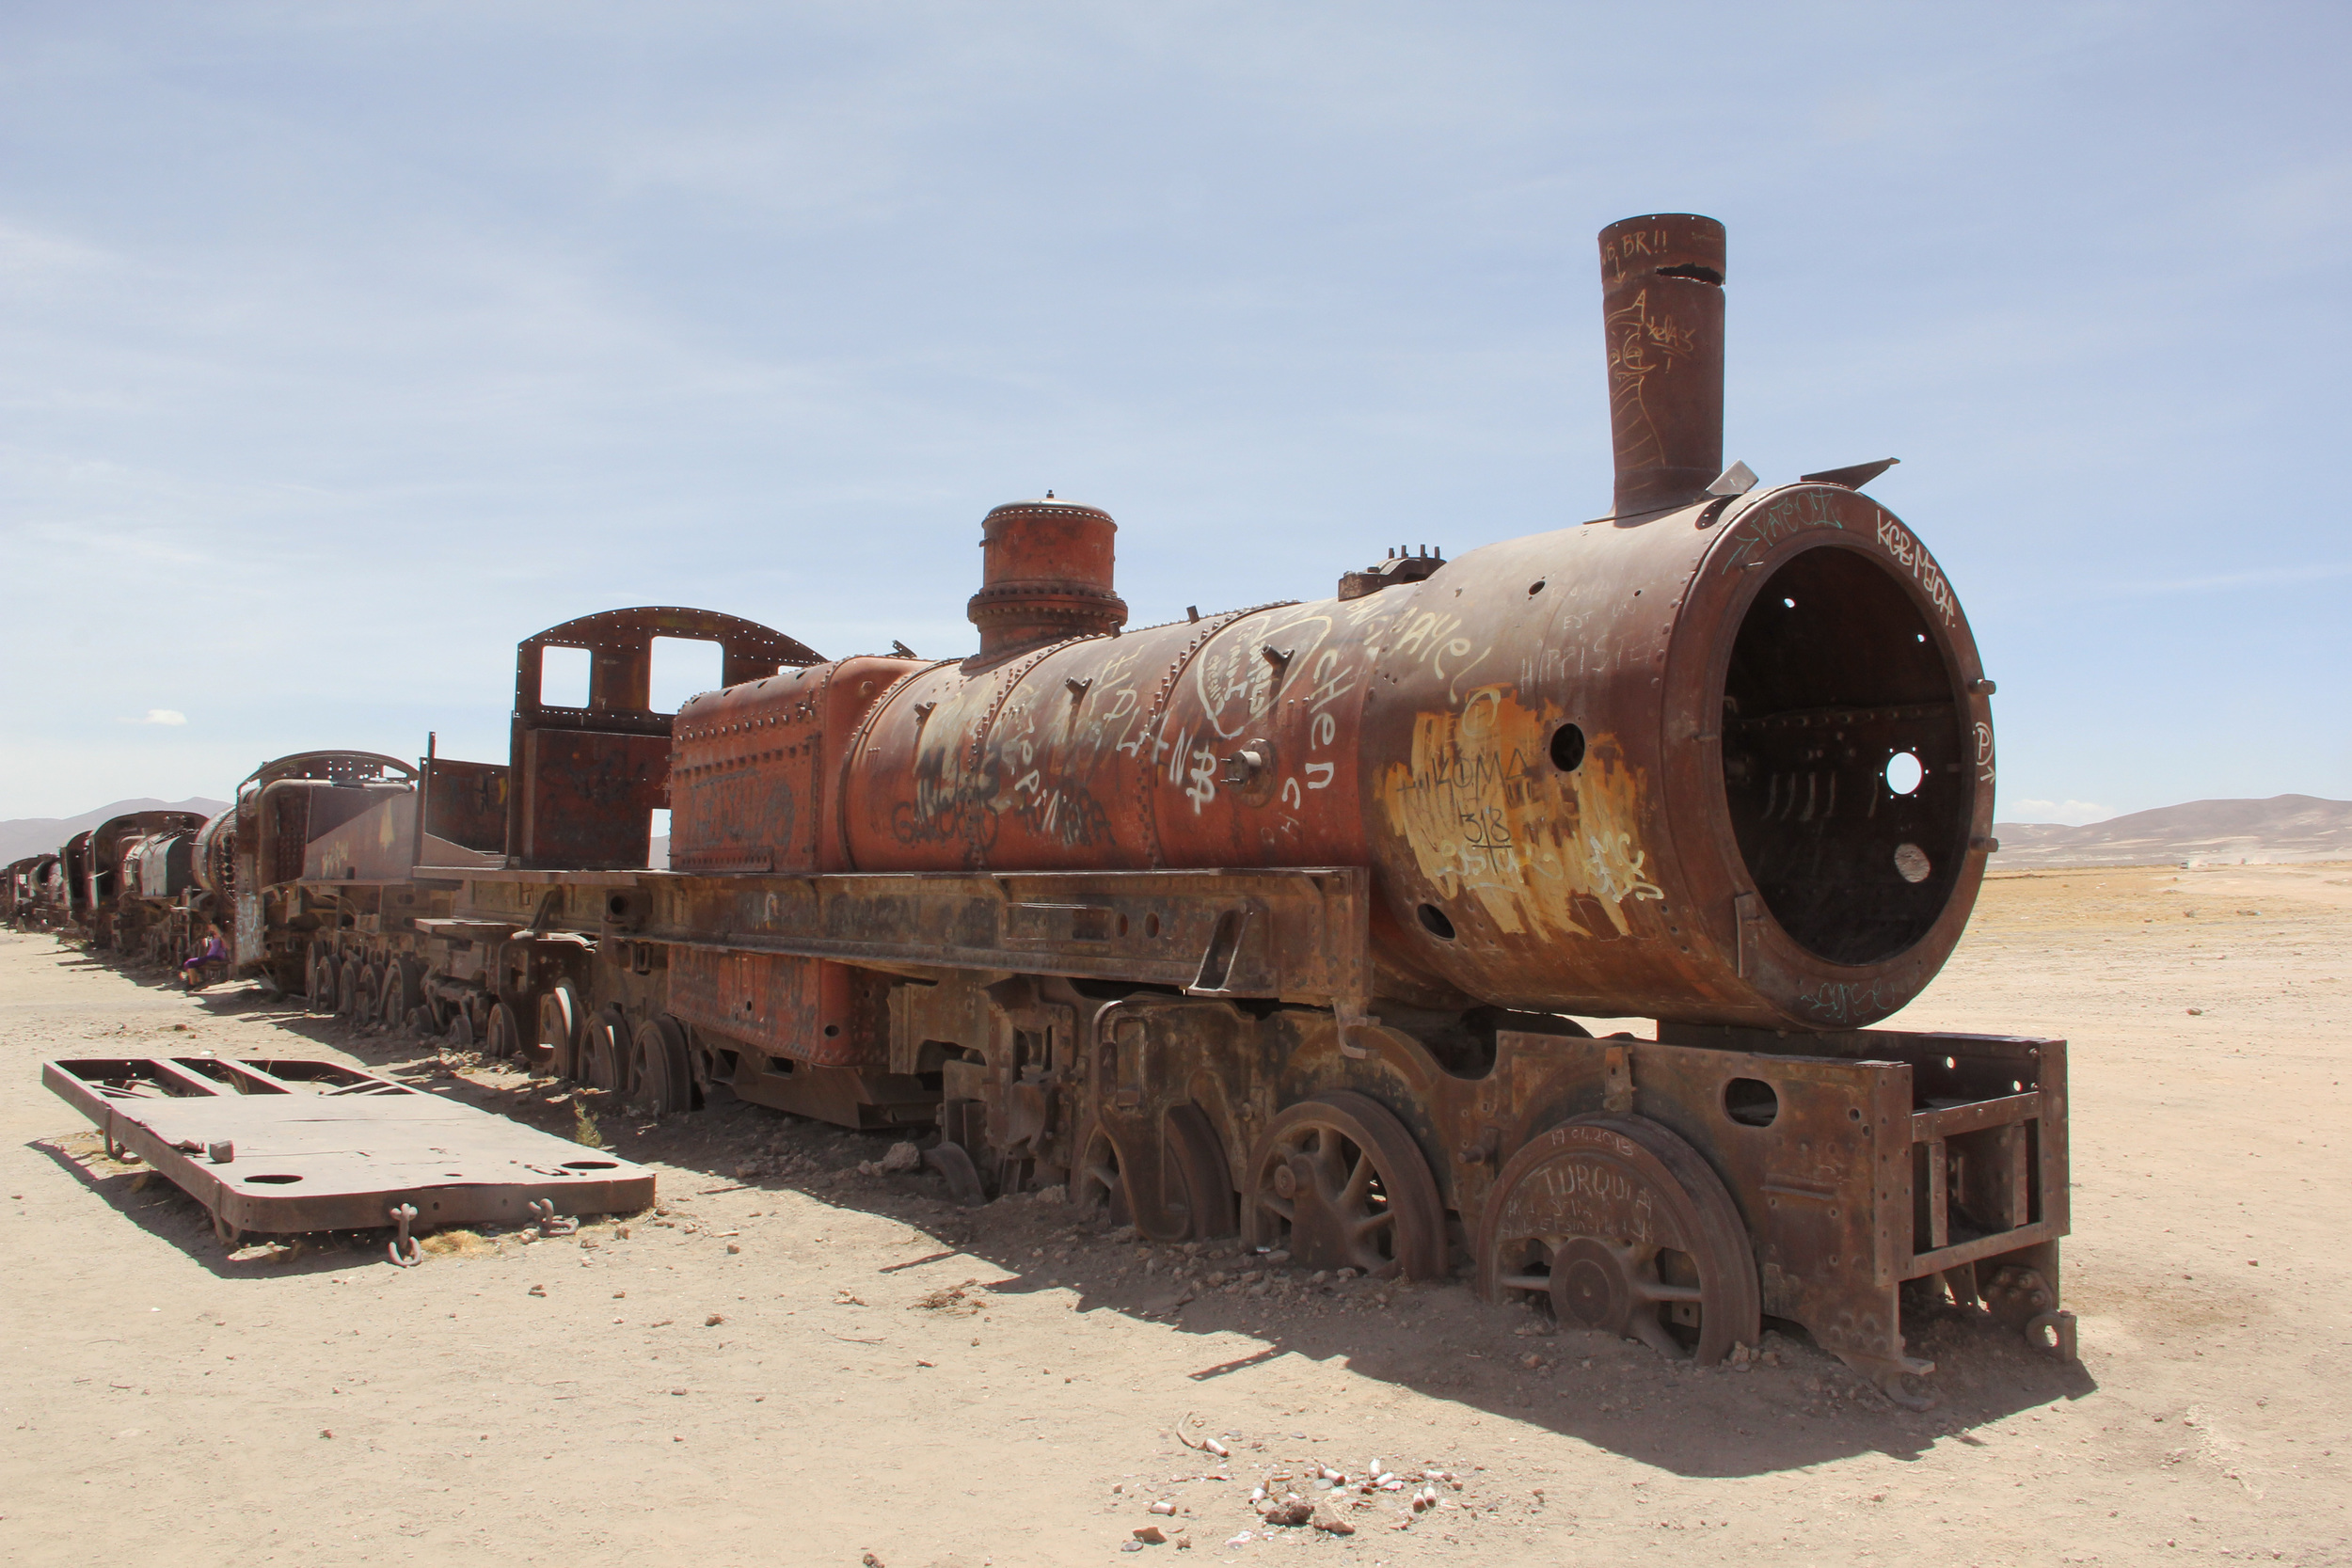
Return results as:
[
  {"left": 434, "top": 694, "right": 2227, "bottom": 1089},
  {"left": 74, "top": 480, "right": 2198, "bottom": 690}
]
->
[
  {"left": 527, "top": 1198, "right": 576, "bottom": 1237},
  {"left": 387, "top": 1202, "right": 421, "bottom": 1267},
  {"left": 2026, "top": 1308, "right": 2079, "bottom": 1365}
]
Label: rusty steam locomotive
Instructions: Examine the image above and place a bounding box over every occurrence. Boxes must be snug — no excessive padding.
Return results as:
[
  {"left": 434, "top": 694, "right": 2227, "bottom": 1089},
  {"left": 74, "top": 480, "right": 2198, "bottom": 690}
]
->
[{"left": 21, "top": 214, "right": 2069, "bottom": 1404}]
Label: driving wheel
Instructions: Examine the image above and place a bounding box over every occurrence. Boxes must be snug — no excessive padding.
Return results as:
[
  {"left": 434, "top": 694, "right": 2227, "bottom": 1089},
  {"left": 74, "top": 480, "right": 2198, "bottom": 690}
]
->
[
  {"left": 485, "top": 999, "right": 525, "bottom": 1060},
  {"left": 1071, "top": 1117, "right": 1135, "bottom": 1227},
  {"left": 353, "top": 963, "right": 384, "bottom": 1027},
  {"left": 538, "top": 980, "right": 586, "bottom": 1081},
  {"left": 1477, "top": 1113, "right": 1760, "bottom": 1365},
  {"left": 582, "top": 1006, "right": 630, "bottom": 1093},
  {"left": 308, "top": 953, "right": 340, "bottom": 1015},
  {"left": 630, "top": 1015, "right": 693, "bottom": 1115},
  {"left": 1162, "top": 1103, "right": 1236, "bottom": 1241},
  {"left": 1240, "top": 1091, "right": 1446, "bottom": 1280},
  {"left": 380, "top": 957, "right": 421, "bottom": 1031}
]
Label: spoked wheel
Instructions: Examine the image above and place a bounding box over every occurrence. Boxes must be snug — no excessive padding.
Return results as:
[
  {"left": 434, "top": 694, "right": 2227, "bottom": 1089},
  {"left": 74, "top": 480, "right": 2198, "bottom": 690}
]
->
[
  {"left": 538, "top": 981, "right": 586, "bottom": 1081},
  {"left": 630, "top": 1016, "right": 693, "bottom": 1115},
  {"left": 354, "top": 964, "right": 384, "bottom": 1027},
  {"left": 380, "top": 957, "right": 421, "bottom": 1031},
  {"left": 1240, "top": 1091, "right": 1447, "bottom": 1280},
  {"left": 310, "top": 953, "right": 341, "bottom": 1016},
  {"left": 1477, "top": 1114, "right": 1760, "bottom": 1366},
  {"left": 334, "top": 959, "right": 361, "bottom": 1022},
  {"left": 485, "top": 1000, "right": 524, "bottom": 1062},
  {"left": 1162, "top": 1104, "right": 1237, "bottom": 1241},
  {"left": 582, "top": 1006, "right": 630, "bottom": 1093},
  {"left": 445, "top": 1005, "right": 476, "bottom": 1048},
  {"left": 1071, "top": 1118, "right": 1136, "bottom": 1228},
  {"left": 1073, "top": 1107, "right": 1236, "bottom": 1241}
]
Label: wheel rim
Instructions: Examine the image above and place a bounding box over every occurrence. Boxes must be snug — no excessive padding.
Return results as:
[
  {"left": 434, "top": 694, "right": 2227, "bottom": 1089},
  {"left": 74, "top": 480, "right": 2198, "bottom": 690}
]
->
[
  {"left": 1477, "top": 1113, "right": 1760, "bottom": 1365},
  {"left": 311, "top": 955, "right": 340, "bottom": 1015},
  {"left": 584, "top": 1008, "right": 628, "bottom": 1092},
  {"left": 379, "top": 960, "right": 413, "bottom": 1029},
  {"left": 355, "top": 964, "right": 383, "bottom": 1025},
  {"left": 1241, "top": 1090, "right": 1446, "bottom": 1280},
  {"left": 1071, "top": 1120, "right": 1133, "bottom": 1227},
  {"left": 485, "top": 1001, "right": 521, "bottom": 1060},
  {"left": 629, "top": 1016, "right": 691, "bottom": 1115},
  {"left": 538, "top": 983, "right": 583, "bottom": 1081},
  {"left": 1163, "top": 1103, "right": 1236, "bottom": 1241}
]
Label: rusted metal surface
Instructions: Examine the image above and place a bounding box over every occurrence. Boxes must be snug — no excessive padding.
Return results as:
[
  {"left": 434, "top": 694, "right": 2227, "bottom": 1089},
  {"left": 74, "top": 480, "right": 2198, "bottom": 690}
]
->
[
  {"left": 106, "top": 211, "right": 2063, "bottom": 1402},
  {"left": 668, "top": 951, "right": 889, "bottom": 1068},
  {"left": 967, "top": 497, "right": 1128, "bottom": 658},
  {"left": 671, "top": 656, "right": 923, "bottom": 873},
  {"left": 44, "top": 1055, "right": 653, "bottom": 1239},
  {"left": 5, "top": 853, "right": 61, "bottom": 927},
  {"left": 1600, "top": 214, "right": 1725, "bottom": 520},
  {"left": 508, "top": 607, "right": 818, "bottom": 871},
  {"left": 828, "top": 499, "right": 1988, "bottom": 1031},
  {"left": 66, "top": 811, "right": 206, "bottom": 950}
]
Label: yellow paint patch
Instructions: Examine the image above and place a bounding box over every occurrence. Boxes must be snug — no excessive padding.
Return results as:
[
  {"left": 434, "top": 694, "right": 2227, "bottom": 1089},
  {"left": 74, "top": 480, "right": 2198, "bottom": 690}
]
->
[{"left": 1375, "top": 685, "right": 1661, "bottom": 941}]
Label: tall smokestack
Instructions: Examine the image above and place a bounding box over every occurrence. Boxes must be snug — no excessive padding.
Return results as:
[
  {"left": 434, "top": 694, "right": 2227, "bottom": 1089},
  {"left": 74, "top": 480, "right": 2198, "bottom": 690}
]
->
[{"left": 1599, "top": 214, "right": 1725, "bottom": 519}]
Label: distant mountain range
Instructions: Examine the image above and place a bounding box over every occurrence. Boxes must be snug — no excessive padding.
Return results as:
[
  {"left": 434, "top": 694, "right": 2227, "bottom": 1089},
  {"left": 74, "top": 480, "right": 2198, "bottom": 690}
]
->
[
  {"left": 1994, "top": 794, "right": 2352, "bottom": 868},
  {"left": 7, "top": 793, "right": 2343, "bottom": 877},
  {"left": 0, "top": 798, "right": 230, "bottom": 864}
]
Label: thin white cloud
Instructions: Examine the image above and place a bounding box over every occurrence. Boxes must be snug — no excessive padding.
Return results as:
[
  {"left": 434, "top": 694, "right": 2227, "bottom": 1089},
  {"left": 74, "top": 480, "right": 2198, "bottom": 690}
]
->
[{"left": 118, "top": 709, "right": 188, "bottom": 726}]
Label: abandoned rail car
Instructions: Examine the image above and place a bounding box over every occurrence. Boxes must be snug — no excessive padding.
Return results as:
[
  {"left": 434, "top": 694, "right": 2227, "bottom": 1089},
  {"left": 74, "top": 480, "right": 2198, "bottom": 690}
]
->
[
  {"left": 201, "top": 213, "right": 2066, "bottom": 1406},
  {"left": 58, "top": 810, "right": 207, "bottom": 954},
  {"left": 4, "top": 854, "right": 61, "bottom": 929}
]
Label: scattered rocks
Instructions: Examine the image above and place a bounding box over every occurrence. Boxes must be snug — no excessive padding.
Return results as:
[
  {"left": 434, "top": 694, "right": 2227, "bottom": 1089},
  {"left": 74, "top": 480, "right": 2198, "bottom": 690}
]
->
[
  {"left": 881, "top": 1141, "right": 922, "bottom": 1174},
  {"left": 1261, "top": 1497, "right": 1314, "bottom": 1528},
  {"left": 1133, "top": 1525, "right": 1167, "bottom": 1544},
  {"left": 1310, "top": 1504, "right": 1355, "bottom": 1535}
]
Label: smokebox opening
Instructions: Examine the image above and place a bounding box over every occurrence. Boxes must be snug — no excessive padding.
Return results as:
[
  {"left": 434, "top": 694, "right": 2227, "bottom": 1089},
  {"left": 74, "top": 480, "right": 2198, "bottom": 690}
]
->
[{"left": 1719, "top": 547, "right": 1968, "bottom": 965}]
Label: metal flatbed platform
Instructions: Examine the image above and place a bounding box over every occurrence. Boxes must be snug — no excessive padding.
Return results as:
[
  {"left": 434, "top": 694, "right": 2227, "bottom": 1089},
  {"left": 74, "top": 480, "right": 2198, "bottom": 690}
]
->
[{"left": 44, "top": 1055, "right": 654, "bottom": 1246}]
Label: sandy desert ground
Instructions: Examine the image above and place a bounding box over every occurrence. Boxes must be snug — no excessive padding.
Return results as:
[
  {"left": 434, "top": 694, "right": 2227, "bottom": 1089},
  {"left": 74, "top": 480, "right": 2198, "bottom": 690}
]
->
[{"left": 2, "top": 862, "right": 2347, "bottom": 1567}]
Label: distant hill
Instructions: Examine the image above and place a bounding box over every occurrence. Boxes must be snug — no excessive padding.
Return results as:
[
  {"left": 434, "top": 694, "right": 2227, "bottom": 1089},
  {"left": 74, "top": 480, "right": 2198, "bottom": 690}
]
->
[
  {"left": 0, "top": 798, "right": 230, "bottom": 864},
  {"left": 8, "top": 795, "right": 2341, "bottom": 875},
  {"left": 1994, "top": 794, "right": 2352, "bottom": 868}
]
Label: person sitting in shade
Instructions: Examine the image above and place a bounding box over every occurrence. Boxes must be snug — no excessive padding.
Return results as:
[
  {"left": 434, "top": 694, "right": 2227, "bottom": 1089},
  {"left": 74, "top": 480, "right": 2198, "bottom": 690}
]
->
[{"left": 182, "top": 924, "right": 229, "bottom": 991}]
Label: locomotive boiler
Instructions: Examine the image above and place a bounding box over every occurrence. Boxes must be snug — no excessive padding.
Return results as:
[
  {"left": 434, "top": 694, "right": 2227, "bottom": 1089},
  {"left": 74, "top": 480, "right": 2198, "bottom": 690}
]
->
[{"left": 141, "top": 214, "right": 2070, "bottom": 1405}]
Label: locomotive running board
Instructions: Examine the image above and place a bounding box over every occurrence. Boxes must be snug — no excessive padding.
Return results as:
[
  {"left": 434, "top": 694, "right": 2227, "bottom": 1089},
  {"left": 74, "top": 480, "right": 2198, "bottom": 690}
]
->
[{"left": 43, "top": 1056, "right": 654, "bottom": 1238}]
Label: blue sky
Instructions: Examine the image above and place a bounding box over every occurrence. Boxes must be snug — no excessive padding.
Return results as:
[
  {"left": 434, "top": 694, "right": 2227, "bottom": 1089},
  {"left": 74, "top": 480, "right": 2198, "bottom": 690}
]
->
[{"left": 3, "top": 2, "right": 2345, "bottom": 824}]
